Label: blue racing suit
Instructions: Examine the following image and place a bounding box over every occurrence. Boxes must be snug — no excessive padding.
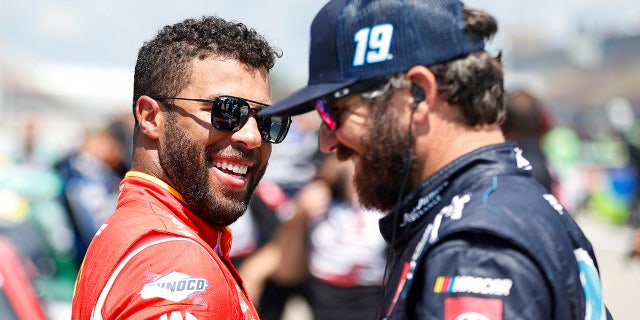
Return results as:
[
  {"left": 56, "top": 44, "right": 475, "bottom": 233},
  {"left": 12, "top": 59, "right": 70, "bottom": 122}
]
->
[{"left": 379, "top": 142, "right": 613, "bottom": 319}]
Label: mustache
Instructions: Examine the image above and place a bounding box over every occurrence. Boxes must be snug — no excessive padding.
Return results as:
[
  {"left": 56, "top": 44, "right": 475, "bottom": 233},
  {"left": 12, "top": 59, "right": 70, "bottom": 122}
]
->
[{"left": 205, "top": 145, "right": 259, "bottom": 162}]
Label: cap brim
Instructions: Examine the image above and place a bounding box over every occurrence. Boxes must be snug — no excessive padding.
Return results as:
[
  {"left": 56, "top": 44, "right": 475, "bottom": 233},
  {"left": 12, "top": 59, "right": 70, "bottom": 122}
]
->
[{"left": 259, "top": 81, "right": 355, "bottom": 117}]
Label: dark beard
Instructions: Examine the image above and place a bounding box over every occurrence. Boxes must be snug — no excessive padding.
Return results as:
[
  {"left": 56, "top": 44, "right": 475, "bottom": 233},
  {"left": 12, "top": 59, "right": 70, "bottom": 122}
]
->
[
  {"left": 158, "top": 111, "right": 265, "bottom": 226},
  {"left": 347, "top": 105, "right": 415, "bottom": 212}
]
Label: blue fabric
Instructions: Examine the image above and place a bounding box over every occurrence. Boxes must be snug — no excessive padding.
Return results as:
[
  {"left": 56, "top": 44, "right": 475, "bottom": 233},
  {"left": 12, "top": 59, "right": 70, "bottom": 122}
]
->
[
  {"left": 260, "top": 0, "right": 485, "bottom": 117},
  {"left": 378, "top": 142, "right": 612, "bottom": 319}
]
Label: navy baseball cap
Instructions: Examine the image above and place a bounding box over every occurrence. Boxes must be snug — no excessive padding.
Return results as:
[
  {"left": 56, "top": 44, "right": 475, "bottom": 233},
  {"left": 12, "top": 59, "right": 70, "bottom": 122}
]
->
[{"left": 260, "top": 0, "right": 486, "bottom": 117}]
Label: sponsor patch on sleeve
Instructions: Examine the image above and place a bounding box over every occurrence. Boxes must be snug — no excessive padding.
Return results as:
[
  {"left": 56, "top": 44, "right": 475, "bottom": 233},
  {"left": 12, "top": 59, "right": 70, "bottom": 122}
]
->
[
  {"left": 140, "top": 271, "right": 210, "bottom": 307},
  {"left": 434, "top": 275, "right": 512, "bottom": 296},
  {"left": 444, "top": 296, "right": 502, "bottom": 320}
]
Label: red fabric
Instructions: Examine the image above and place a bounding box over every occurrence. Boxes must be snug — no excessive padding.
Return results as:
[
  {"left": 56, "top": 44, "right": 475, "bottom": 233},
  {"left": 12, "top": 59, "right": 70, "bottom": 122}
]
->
[
  {"left": 444, "top": 296, "right": 502, "bottom": 320},
  {"left": 0, "top": 237, "right": 47, "bottom": 319},
  {"left": 72, "top": 173, "right": 259, "bottom": 319}
]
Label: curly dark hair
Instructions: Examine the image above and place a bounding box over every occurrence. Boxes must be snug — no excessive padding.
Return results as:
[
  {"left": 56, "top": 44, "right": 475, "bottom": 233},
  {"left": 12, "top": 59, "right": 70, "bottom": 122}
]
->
[
  {"left": 132, "top": 16, "right": 281, "bottom": 128},
  {"left": 429, "top": 7, "right": 504, "bottom": 126}
]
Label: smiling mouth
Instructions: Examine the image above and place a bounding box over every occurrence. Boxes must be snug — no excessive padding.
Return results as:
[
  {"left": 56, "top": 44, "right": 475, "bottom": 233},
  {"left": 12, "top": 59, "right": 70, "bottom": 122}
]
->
[{"left": 214, "top": 160, "right": 248, "bottom": 178}]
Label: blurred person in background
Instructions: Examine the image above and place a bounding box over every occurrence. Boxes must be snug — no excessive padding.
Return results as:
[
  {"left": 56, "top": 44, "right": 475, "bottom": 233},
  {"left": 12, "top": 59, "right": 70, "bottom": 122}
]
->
[
  {"left": 502, "top": 89, "right": 556, "bottom": 192},
  {"left": 13, "top": 112, "right": 48, "bottom": 166},
  {"left": 55, "top": 126, "right": 127, "bottom": 266},
  {"left": 71, "top": 15, "right": 291, "bottom": 319},
  {"left": 106, "top": 112, "right": 136, "bottom": 170},
  {"left": 260, "top": 0, "right": 612, "bottom": 318},
  {"left": 240, "top": 153, "right": 387, "bottom": 320}
]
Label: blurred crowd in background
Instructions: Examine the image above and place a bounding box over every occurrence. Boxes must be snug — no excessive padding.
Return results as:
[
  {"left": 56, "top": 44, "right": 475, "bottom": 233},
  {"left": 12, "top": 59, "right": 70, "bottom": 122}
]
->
[{"left": 0, "top": 15, "right": 639, "bottom": 320}]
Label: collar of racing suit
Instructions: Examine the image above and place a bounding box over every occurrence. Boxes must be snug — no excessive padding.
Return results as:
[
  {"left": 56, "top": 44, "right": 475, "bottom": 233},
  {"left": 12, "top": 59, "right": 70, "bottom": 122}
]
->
[
  {"left": 379, "top": 141, "right": 525, "bottom": 248},
  {"left": 121, "top": 171, "right": 234, "bottom": 261}
]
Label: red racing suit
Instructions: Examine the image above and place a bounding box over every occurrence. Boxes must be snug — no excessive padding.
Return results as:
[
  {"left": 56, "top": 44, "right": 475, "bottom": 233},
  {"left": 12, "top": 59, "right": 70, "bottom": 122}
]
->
[{"left": 72, "top": 171, "right": 259, "bottom": 320}]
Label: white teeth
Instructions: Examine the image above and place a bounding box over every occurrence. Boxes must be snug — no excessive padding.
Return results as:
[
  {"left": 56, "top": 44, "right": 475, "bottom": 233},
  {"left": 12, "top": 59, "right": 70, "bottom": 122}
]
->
[{"left": 215, "top": 161, "right": 248, "bottom": 175}]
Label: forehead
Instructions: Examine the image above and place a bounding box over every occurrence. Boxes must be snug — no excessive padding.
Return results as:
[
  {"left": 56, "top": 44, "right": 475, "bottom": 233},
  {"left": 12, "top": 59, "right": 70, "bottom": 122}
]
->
[{"left": 184, "top": 57, "right": 271, "bottom": 103}]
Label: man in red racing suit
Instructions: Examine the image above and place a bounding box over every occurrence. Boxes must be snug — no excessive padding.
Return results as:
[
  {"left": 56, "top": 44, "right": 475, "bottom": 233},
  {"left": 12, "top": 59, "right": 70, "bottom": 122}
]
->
[
  {"left": 72, "top": 172, "right": 258, "bottom": 319},
  {"left": 71, "top": 15, "right": 288, "bottom": 319}
]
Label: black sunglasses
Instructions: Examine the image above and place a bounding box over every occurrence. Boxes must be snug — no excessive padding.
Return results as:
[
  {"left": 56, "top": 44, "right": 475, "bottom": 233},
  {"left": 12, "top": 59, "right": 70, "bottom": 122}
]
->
[
  {"left": 153, "top": 95, "right": 291, "bottom": 143},
  {"left": 312, "top": 76, "right": 391, "bottom": 131}
]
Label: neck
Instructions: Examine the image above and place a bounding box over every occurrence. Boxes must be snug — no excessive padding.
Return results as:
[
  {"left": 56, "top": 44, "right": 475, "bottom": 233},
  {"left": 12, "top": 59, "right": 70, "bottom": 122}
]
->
[{"left": 414, "top": 123, "right": 505, "bottom": 186}]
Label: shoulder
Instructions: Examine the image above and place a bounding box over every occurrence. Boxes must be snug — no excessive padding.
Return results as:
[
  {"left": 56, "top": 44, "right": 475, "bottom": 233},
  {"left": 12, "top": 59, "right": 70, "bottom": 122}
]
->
[
  {"left": 412, "top": 233, "right": 552, "bottom": 319},
  {"left": 92, "top": 233, "right": 239, "bottom": 319}
]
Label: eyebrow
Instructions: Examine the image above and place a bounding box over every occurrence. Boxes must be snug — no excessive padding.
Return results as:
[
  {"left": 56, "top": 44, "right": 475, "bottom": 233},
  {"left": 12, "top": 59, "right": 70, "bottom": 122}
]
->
[{"left": 155, "top": 95, "right": 270, "bottom": 107}]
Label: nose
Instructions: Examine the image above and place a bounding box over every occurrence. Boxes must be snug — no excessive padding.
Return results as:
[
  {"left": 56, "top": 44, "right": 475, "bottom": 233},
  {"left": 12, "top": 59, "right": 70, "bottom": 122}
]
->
[
  {"left": 318, "top": 124, "right": 337, "bottom": 153},
  {"left": 231, "top": 116, "right": 262, "bottom": 148}
]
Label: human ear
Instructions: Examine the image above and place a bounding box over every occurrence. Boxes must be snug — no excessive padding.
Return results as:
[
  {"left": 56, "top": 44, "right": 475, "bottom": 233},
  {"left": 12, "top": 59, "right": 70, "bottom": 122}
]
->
[
  {"left": 406, "top": 65, "right": 437, "bottom": 110},
  {"left": 135, "top": 96, "right": 162, "bottom": 140},
  {"left": 406, "top": 66, "right": 438, "bottom": 124},
  {"left": 411, "top": 84, "right": 425, "bottom": 109}
]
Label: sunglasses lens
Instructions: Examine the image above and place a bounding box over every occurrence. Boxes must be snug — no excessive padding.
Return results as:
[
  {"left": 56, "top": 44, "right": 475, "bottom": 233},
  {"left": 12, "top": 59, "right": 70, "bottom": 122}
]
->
[
  {"left": 258, "top": 116, "right": 292, "bottom": 143},
  {"left": 212, "top": 97, "right": 249, "bottom": 132},
  {"left": 313, "top": 98, "right": 337, "bottom": 130},
  {"left": 213, "top": 96, "right": 291, "bottom": 143}
]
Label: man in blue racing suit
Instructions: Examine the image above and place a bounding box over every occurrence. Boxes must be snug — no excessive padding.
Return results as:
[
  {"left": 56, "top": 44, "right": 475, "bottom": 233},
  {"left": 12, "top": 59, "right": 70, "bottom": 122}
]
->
[
  {"left": 377, "top": 143, "right": 610, "bottom": 319},
  {"left": 260, "top": 0, "right": 613, "bottom": 318}
]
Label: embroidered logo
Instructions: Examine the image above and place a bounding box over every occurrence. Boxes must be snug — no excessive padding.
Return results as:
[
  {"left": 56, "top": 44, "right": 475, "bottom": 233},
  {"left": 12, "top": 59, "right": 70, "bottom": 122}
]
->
[
  {"left": 514, "top": 147, "right": 532, "bottom": 170},
  {"left": 140, "top": 271, "right": 210, "bottom": 307},
  {"left": 434, "top": 275, "right": 512, "bottom": 296},
  {"left": 400, "top": 181, "right": 449, "bottom": 227},
  {"left": 429, "top": 194, "right": 470, "bottom": 243}
]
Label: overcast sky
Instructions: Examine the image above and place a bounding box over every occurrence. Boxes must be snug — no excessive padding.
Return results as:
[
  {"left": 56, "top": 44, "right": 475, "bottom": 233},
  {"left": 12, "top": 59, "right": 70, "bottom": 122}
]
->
[{"left": 1, "top": 0, "right": 638, "bottom": 91}]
